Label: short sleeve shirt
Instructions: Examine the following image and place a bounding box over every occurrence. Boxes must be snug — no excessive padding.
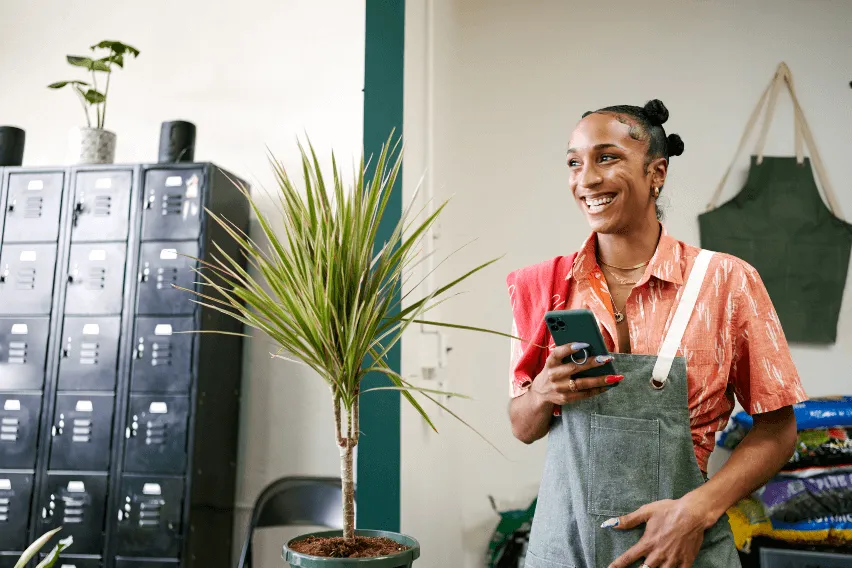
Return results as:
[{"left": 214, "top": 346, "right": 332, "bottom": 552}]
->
[{"left": 506, "top": 226, "right": 808, "bottom": 472}]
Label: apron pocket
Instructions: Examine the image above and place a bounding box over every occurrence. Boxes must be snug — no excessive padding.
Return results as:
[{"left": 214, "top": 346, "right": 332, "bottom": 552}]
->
[
  {"left": 588, "top": 413, "right": 660, "bottom": 517},
  {"left": 524, "top": 549, "right": 577, "bottom": 568}
]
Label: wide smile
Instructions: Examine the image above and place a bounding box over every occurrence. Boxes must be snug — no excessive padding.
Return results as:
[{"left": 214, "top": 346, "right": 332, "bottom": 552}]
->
[{"left": 583, "top": 193, "right": 617, "bottom": 215}]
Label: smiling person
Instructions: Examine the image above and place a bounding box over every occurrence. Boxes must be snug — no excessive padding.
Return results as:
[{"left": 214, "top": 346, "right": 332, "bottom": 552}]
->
[{"left": 505, "top": 99, "right": 807, "bottom": 568}]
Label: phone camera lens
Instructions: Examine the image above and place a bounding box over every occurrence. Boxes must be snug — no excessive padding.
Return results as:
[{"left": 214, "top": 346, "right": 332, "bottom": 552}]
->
[{"left": 546, "top": 317, "right": 555, "bottom": 324}]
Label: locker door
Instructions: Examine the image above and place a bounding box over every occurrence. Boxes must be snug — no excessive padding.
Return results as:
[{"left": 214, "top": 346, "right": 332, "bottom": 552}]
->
[
  {"left": 70, "top": 170, "right": 132, "bottom": 242},
  {"left": 0, "top": 244, "right": 58, "bottom": 315},
  {"left": 0, "top": 317, "right": 50, "bottom": 391},
  {"left": 49, "top": 393, "right": 115, "bottom": 472},
  {"left": 124, "top": 396, "right": 188, "bottom": 474},
  {"left": 0, "top": 473, "right": 34, "bottom": 552},
  {"left": 113, "top": 476, "right": 183, "bottom": 557},
  {"left": 135, "top": 242, "right": 199, "bottom": 316},
  {"left": 141, "top": 169, "right": 203, "bottom": 241},
  {"left": 0, "top": 394, "right": 41, "bottom": 469},
  {"left": 38, "top": 474, "right": 108, "bottom": 555},
  {"left": 65, "top": 243, "right": 127, "bottom": 315},
  {"left": 130, "top": 318, "right": 193, "bottom": 394},
  {"left": 2, "top": 172, "right": 64, "bottom": 244},
  {"left": 57, "top": 317, "right": 121, "bottom": 391}
]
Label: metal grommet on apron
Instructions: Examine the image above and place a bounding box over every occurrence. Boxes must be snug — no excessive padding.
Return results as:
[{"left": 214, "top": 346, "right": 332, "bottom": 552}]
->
[
  {"left": 698, "top": 61, "right": 852, "bottom": 345},
  {"left": 523, "top": 250, "right": 742, "bottom": 568}
]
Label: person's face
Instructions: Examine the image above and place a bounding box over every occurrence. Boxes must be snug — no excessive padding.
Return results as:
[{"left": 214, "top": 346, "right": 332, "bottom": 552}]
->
[{"left": 566, "top": 112, "right": 666, "bottom": 234}]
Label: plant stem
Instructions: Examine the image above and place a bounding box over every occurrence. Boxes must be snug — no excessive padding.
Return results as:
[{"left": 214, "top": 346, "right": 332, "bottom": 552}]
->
[
  {"left": 101, "top": 62, "right": 111, "bottom": 129},
  {"left": 334, "top": 391, "right": 357, "bottom": 541},
  {"left": 75, "top": 88, "right": 91, "bottom": 127},
  {"left": 91, "top": 70, "right": 100, "bottom": 128}
]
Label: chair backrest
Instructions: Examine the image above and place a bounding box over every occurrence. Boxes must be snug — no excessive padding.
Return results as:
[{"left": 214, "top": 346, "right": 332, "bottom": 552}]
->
[{"left": 236, "top": 476, "right": 347, "bottom": 568}]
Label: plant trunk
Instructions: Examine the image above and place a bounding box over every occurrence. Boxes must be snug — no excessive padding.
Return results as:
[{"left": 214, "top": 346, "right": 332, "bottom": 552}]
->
[{"left": 334, "top": 391, "right": 359, "bottom": 541}]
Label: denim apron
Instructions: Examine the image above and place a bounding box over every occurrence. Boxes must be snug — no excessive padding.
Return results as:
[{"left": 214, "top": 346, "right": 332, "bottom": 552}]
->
[{"left": 524, "top": 250, "right": 741, "bottom": 568}]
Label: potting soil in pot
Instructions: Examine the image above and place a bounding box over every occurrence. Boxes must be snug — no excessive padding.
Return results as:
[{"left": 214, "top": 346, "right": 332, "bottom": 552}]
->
[{"left": 290, "top": 535, "right": 411, "bottom": 558}]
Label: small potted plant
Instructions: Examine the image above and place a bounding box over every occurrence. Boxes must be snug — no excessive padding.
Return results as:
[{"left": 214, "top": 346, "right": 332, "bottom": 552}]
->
[
  {"left": 48, "top": 40, "right": 140, "bottom": 164},
  {"left": 178, "top": 135, "right": 510, "bottom": 566}
]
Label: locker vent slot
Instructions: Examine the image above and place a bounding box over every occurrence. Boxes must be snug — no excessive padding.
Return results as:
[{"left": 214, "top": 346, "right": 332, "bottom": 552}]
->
[
  {"left": 0, "top": 495, "right": 9, "bottom": 522},
  {"left": 79, "top": 341, "right": 99, "bottom": 365},
  {"left": 157, "top": 267, "right": 179, "bottom": 290},
  {"left": 72, "top": 418, "right": 92, "bottom": 443},
  {"left": 93, "top": 195, "right": 112, "bottom": 217},
  {"left": 15, "top": 269, "right": 36, "bottom": 290},
  {"left": 85, "top": 268, "right": 106, "bottom": 290},
  {"left": 146, "top": 421, "right": 167, "bottom": 445},
  {"left": 24, "top": 196, "right": 44, "bottom": 218},
  {"left": 1, "top": 417, "right": 19, "bottom": 442},
  {"left": 138, "top": 498, "right": 164, "bottom": 528},
  {"left": 7, "top": 341, "right": 27, "bottom": 364},
  {"left": 61, "top": 494, "right": 86, "bottom": 524},
  {"left": 162, "top": 193, "right": 184, "bottom": 216},
  {"left": 151, "top": 340, "right": 172, "bottom": 367}
]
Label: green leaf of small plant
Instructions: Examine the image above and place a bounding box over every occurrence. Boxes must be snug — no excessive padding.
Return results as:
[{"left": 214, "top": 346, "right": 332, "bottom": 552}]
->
[
  {"left": 90, "top": 40, "right": 140, "bottom": 58},
  {"left": 34, "top": 536, "right": 73, "bottom": 568},
  {"left": 47, "top": 80, "right": 90, "bottom": 89},
  {"left": 13, "top": 527, "right": 64, "bottom": 568},
  {"left": 83, "top": 89, "right": 106, "bottom": 104},
  {"left": 67, "top": 55, "right": 110, "bottom": 72}
]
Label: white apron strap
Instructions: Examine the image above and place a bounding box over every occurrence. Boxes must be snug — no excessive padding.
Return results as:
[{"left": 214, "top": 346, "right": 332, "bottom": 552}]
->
[{"left": 650, "top": 250, "right": 715, "bottom": 388}]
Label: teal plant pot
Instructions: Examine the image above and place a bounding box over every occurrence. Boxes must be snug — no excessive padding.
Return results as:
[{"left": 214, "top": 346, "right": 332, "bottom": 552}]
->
[{"left": 283, "top": 529, "right": 420, "bottom": 567}]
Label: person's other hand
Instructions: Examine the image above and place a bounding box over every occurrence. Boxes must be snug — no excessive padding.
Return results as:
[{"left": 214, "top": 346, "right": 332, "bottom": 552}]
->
[
  {"left": 604, "top": 496, "right": 713, "bottom": 568},
  {"left": 530, "top": 342, "right": 623, "bottom": 406}
]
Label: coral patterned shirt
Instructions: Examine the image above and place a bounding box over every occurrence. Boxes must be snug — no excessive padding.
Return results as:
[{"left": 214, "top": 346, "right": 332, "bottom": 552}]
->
[{"left": 506, "top": 225, "right": 808, "bottom": 472}]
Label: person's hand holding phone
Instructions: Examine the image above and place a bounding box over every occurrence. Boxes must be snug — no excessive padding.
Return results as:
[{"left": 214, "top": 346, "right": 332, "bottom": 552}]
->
[{"left": 530, "top": 342, "right": 624, "bottom": 406}]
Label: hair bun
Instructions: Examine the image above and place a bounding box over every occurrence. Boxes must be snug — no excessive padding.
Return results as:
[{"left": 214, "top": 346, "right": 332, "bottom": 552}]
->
[
  {"left": 643, "top": 99, "right": 669, "bottom": 125},
  {"left": 666, "top": 133, "right": 685, "bottom": 157}
]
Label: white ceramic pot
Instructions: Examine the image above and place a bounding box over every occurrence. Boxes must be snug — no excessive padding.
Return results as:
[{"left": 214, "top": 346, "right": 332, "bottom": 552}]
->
[{"left": 68, "top": 127, "right": 117, "bottom": 164}]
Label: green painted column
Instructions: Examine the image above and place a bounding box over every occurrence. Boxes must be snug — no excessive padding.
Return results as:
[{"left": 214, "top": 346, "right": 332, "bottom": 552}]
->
[{"left": 358, "top": 0, "right": 405, "bottom": 533}]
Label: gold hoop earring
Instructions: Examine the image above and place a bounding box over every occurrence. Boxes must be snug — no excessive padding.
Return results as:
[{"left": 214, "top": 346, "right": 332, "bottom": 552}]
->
[{"left": 653, "top": 187, "right": 660, "bottom": 198}]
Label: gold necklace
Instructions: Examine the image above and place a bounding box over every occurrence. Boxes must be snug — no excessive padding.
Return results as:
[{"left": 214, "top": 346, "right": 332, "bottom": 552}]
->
[
  {"left": 598, "top": 258, "right": 650, "bottom": 271},
  {"left": 601, "top": 264, "right": 639, "bottom": 286}
]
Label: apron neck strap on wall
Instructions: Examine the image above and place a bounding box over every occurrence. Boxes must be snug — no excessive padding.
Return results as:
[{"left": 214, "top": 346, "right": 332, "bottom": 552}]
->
[{"left": 650, "top": 249, "right": 714, "bottom": 389}]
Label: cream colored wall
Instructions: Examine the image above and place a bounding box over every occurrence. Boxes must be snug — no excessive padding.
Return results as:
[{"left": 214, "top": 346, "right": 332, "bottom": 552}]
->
[
  {"left": 401, "top": 0, "right": 852, "bottom": 566},
  {"left": 0, "top": 1, "right": 365, "bottom": 566}
]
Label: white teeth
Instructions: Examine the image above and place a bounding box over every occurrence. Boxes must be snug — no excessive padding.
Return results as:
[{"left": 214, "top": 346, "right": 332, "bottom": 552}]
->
[{"left": 586, "top": 196, "right": 614, "bottom": 208}]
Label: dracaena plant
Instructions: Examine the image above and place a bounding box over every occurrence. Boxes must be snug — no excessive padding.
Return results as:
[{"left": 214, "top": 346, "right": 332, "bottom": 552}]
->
[
  {"left": 14, "top": 527, "right": 73, "bottom": 568},
  {"left": 177, "top": 134, "right": 510, "bottom": 542},
  {"left": 48, "top": 40, "right": 140, "bottom": 129}
]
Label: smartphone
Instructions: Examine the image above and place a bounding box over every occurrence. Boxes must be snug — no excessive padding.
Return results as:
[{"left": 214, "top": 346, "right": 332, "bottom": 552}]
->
[{"left": 544, "top": 309, "right": 617, "bottom": 378}]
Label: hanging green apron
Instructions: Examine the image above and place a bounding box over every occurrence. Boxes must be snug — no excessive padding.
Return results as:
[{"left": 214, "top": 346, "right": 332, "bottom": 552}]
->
[{"left": 698, "top": 62, "right": 852, "bottom": 344}]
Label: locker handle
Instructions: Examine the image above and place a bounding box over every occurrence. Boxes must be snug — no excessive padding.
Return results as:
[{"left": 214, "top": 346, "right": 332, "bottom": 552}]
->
[{"left": 6, "top": 203, "right": 13, "bottom": 213}]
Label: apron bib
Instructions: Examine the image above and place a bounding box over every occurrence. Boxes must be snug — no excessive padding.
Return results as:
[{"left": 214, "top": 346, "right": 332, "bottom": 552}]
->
[
  {"left": 524, "top": 250, "right": 741, "bottom": 568},
  {"left": 698, "top": 62, "right": 852, "bottom": 345}
]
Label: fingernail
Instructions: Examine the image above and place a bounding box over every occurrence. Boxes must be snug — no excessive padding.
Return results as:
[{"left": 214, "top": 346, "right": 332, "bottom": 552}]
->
[
  {"left": 605, "top": 375, "right": 624, "bottom": 384},
  {"left": 601, "top": 518, "right": 619, "bottom": 529},
  {"left": 570, "top": 342, "right": 590, "bottom": 350},
  {"left": 595, "top": 355, "right": 613, "bottom": 363}
]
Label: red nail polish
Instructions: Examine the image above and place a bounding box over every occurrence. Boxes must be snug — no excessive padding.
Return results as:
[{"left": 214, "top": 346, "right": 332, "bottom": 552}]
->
[{"left": 605, "top": 375, "right": 624, "bottom": 384}]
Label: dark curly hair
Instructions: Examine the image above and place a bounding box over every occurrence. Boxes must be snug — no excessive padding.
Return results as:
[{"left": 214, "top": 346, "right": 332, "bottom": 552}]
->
[{"left": 582, "top": 99, "right": 684, "bottom": 220}]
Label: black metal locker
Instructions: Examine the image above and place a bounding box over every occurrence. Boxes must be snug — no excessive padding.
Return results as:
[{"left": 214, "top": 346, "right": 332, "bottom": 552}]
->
[
  {"left": 129, "top": 317, "right": 193, "bottom": 394},
  {"left": 0, "top": 393, "right": 41, "bottom": 469},
  {"left": 65, "top": 243, "right": 128, "bottom": 315},
  {"left": 57, "top": 317, "right": 121, "bottom": 392},
  {"left": 135, "top": 242, "right": 198, "bottom": 316},
  {"left": 70, "top": 170, "right": 132, "bottom": 243},
  {"left": 0, "top": 554, "right": 21, "bottom": 568},
  {"left": 0, "top": 317, "right": 50, "bottom": 391},
  {"left": 141, "top": 169, "right": 203, "bottom": 241},
  {"left": 2, "top": 172, "right": 64, "bottom": 244},
  {"left": 123, "top": 396, "right": 188, "bottom": 475},
  {"left": 0, "top": 473, "right": 34, "bottom": 552},
  {"left": 112, "top": 476, "right": 183, "bottom": 558},
  {"left": 0, "top": 244, "right": 57, "bottom": 315},
  {"left": 49, "top": 393, "right": 115, "bottom": 472},
  {"left": 38, "top": 474, "right": 108, "bottom": 555}
]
